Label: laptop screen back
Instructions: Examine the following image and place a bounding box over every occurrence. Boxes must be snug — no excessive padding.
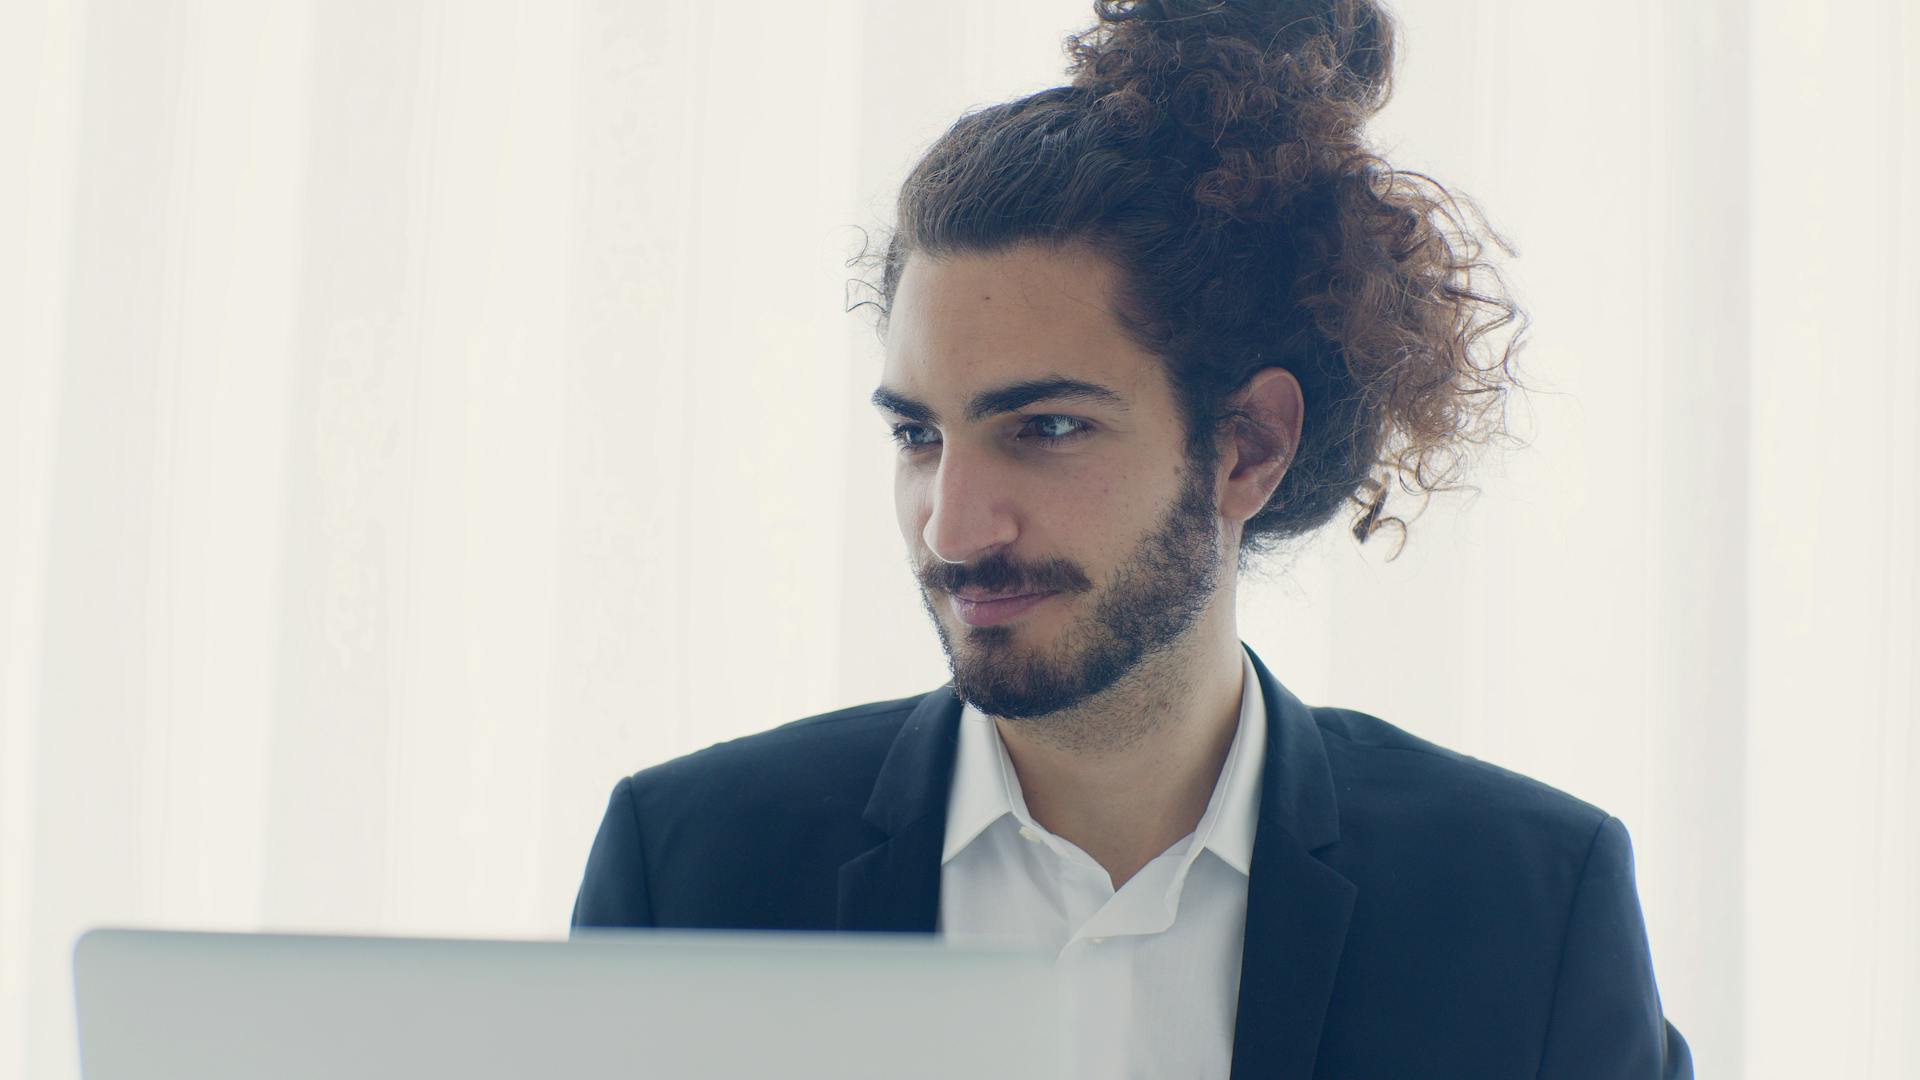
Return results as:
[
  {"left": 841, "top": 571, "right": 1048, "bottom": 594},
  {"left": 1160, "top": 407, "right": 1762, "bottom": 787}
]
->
[{"left": 74, "top": 927, "right": 1066, "bottom": 1080}]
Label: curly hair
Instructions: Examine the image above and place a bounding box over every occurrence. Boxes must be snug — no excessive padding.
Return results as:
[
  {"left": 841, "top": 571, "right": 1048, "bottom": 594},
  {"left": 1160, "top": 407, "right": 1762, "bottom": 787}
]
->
[{"left": 848, "top": 0, "right": 1531, "bottom": 565}]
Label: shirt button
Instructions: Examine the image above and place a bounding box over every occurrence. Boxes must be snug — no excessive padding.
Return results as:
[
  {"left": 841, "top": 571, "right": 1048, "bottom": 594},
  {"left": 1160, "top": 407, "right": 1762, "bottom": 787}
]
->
[{"left": 1017, "top": 825, "right": 1042, "bottom": 843}]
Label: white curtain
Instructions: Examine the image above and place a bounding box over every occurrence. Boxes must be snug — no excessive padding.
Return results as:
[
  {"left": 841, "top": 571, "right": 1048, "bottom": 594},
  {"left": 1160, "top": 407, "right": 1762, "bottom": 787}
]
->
[{"left": 2, "top": 2, "right": 1914, "bottom": 1078}]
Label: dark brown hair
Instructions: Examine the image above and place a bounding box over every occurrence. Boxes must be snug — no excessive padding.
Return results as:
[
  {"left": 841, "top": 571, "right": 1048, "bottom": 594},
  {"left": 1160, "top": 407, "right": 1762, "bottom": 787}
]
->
[{"left": 849, "top": 0, "right": 1531, "bottom": 566}]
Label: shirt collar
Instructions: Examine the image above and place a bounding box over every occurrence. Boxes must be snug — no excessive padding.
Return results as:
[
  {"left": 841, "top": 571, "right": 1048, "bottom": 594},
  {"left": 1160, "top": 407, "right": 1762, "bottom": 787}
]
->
[{"left": 940, "top": 643, "right": 1266, "bottom": 876}]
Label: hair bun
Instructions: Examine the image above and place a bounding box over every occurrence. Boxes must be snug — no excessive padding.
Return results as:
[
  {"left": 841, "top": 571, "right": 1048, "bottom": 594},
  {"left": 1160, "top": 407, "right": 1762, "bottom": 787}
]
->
[
  {"left": 1065, "top": 0, "right": 1395, "bottom": 220},
  {"left": 1071, "top": 0, "right": 1392, "bottom": 106}
]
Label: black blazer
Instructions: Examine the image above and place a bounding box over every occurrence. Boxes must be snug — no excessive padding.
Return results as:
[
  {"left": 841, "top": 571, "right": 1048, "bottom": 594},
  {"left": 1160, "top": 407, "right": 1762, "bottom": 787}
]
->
[{"left": 572, "top": 642, "right": 1693, "bottom": 1079}]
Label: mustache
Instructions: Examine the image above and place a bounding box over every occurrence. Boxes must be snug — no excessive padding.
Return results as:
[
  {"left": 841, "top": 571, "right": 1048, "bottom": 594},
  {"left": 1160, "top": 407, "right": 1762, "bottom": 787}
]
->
[{"left": 918, "top": 558, "right": 1082, "bottom": 596}]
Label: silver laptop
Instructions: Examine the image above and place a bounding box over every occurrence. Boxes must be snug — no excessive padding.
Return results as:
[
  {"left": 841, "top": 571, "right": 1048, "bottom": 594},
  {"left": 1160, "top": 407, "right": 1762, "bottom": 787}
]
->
[{"left": 74, "top": 927, "right": 1066, "bottom": 1079}]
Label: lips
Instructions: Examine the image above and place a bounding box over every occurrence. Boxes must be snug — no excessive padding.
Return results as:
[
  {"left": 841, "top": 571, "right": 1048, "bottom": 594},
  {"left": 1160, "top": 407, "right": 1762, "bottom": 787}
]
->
[
  {"left": 951, "top": 589, "right": 1044, "bottom": 602},
  {"left": 948, "top": 589, "right": 1059, "bottom": 627}
]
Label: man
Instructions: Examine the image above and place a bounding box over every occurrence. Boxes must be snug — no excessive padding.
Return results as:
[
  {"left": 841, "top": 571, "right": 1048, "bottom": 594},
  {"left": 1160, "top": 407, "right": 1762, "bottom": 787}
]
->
[{"left": 574, "top": 2, "right": 1691, "bottom": 1077}]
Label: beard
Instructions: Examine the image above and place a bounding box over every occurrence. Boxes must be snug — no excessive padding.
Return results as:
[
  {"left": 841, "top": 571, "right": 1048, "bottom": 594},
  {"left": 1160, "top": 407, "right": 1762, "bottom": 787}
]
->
[{"left": 915, "top": 452, "right": 1222, "bottom": 725}]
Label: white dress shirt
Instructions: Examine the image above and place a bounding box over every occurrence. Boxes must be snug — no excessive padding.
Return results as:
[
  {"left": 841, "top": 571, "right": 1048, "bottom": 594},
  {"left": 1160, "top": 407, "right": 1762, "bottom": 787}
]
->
[{"left": 937, "top": 646, "right": 1267, "bottom": 1080}]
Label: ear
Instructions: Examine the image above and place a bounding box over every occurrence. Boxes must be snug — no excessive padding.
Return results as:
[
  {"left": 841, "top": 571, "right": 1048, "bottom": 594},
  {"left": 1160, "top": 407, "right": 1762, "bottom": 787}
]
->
[{"left": 1215, "top": 367, "right": 1304, "bottom": 526}]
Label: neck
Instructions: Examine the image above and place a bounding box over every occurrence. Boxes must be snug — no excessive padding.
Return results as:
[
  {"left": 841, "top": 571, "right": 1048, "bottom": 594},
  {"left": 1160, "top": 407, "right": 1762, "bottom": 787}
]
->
[{"left": 993, "top": 616, "right": 1246, "bottom": 890}]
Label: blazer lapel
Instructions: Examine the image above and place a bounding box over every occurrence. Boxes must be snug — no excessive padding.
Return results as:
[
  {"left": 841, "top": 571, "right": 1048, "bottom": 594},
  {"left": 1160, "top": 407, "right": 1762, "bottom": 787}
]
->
[
  {"left": 835, "top": 684, "right": 964, "bottom": 932},
  {"left": 1231, "top": 644, "right": 1358, "bottom": 1080}
]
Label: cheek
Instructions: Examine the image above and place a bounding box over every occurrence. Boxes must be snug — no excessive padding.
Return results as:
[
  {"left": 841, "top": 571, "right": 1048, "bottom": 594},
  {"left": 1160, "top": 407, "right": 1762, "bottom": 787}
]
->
[{"left": 1053, "top": 461, "right": 1120, "bottom": 512}]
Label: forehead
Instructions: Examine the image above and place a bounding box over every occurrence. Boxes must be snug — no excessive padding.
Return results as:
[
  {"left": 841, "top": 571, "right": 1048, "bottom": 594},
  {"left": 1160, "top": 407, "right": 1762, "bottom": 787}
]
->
[{"left": 880, "top": 244, "right": 1158, "bottom": 406}]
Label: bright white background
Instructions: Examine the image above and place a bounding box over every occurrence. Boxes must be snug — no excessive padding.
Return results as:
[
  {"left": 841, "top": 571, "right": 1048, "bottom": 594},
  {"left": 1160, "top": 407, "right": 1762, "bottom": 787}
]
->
[{"left": 2, "top": 1, "right": 1915, "bottom": 1077}]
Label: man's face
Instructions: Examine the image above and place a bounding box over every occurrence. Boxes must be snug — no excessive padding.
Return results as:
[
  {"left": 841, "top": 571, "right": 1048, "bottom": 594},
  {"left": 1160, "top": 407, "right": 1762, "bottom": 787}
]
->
[{"left": 873, "top": 243, "right": 1226, "bottom": 723}]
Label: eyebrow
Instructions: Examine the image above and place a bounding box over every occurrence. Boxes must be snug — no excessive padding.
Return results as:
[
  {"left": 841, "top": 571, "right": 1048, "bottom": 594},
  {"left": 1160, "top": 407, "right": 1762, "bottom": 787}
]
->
[{"left": 869, "top": 376, "right": 1130, "bottom": 425}]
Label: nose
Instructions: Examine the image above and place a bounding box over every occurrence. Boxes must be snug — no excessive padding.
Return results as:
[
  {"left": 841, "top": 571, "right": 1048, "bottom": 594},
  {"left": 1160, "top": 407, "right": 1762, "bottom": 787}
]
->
[{"left": 920, "top": 447, "right": 1019, "bottom": 568}]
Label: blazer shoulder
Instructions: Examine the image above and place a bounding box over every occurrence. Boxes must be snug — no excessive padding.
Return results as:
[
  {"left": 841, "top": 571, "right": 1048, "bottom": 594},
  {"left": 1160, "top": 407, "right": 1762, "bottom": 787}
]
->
[
  {"left": 1310, "top": 705, "right": 1611, "bottom": 842},
  {"left": 579, "top": 691, "right": 934, "bottom": 930},
  {"left": 1301, "top": 713, "right": 1679, "bottom": 1077},
  {"left": 620, "top": 691, "right": 928, "bottom": 820}
]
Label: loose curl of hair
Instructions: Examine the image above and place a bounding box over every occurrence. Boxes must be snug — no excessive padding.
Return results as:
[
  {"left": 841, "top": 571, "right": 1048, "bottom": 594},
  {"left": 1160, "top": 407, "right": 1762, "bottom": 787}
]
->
[{"left": 848, "top": 0, "right": 1532, "bottom": 566}]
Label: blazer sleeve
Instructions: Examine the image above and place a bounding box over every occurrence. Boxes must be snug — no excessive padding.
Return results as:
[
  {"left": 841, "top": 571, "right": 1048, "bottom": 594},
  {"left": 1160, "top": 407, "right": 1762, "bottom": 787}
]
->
[
  {"left": 570, "top": 775, "right": 657, "bottom": 932},
  {"left": 1535, "top": 815, "right": 1694, "bottom": 1079}
]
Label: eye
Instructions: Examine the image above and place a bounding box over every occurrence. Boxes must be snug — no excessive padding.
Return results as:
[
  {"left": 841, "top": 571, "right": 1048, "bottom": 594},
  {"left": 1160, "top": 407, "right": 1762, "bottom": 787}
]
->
[{"left": 887, "top": 415, "right": 1093, "bottom": 454}]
